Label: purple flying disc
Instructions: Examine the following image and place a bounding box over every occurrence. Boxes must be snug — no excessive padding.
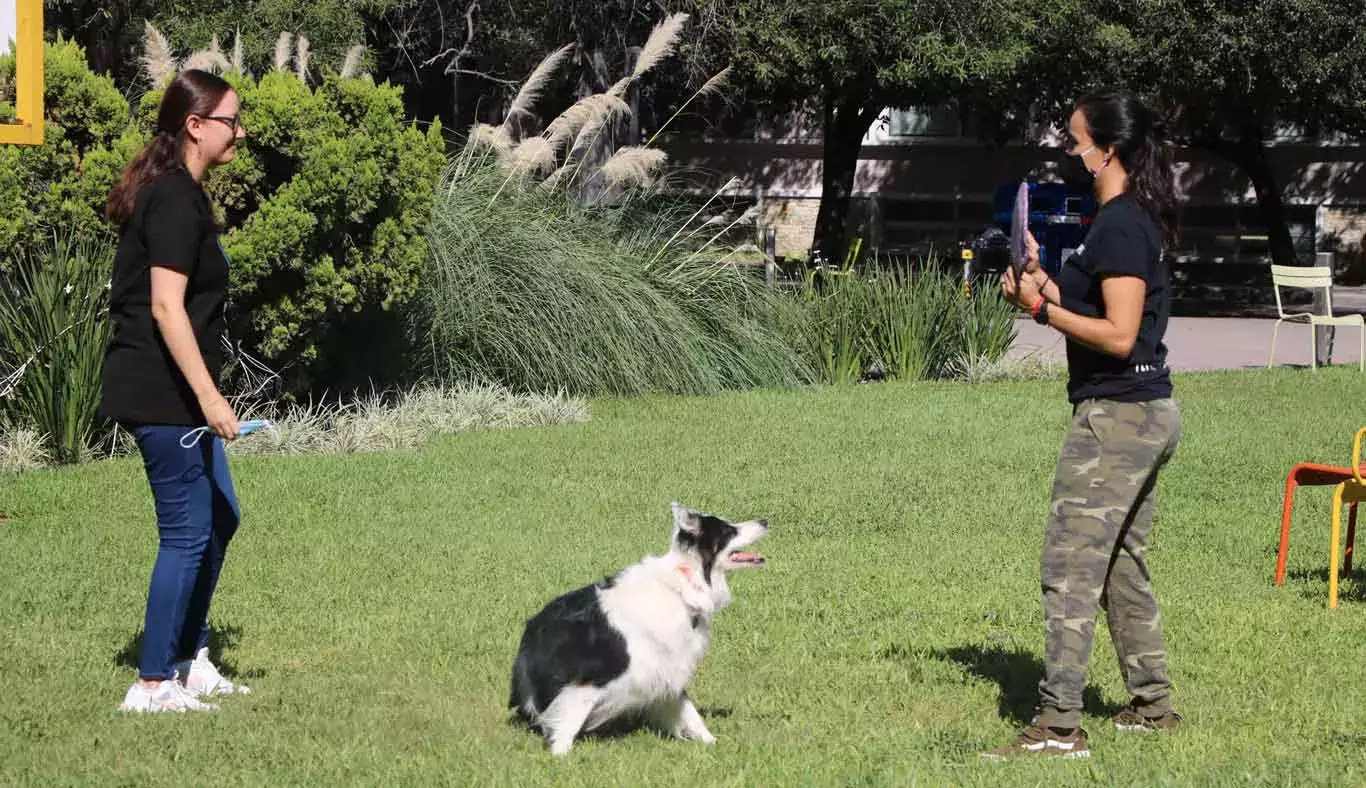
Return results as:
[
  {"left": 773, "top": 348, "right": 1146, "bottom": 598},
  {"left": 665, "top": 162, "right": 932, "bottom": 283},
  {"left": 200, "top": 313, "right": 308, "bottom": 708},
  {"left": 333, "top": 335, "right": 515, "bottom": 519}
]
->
[{"left": 1010, "top": 181, "right": 1029, "bottom": 277}]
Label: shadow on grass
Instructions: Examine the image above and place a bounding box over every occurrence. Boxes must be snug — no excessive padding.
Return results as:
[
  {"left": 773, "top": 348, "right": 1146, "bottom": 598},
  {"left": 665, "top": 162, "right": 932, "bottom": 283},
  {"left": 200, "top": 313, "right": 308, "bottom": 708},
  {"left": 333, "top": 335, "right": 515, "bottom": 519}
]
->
[
  {"left": 1285, "top": 567, "right": 1366, "bottom": 604},
  {"left": 506, "top": 702, "right": 734, "bottom": 748},
  {"left": 113, "top": 622, "right": 263, "bottom": 679},
  {"left": 928, "top": 644, "right": 1124, "bottom": 725}
]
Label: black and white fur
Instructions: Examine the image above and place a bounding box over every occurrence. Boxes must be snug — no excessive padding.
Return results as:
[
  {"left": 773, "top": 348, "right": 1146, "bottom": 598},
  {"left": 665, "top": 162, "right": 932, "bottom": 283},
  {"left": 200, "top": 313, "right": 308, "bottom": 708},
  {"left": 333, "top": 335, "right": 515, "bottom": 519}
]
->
[{"left": 509, "top": 502, "right": 768, "bottom": 755}]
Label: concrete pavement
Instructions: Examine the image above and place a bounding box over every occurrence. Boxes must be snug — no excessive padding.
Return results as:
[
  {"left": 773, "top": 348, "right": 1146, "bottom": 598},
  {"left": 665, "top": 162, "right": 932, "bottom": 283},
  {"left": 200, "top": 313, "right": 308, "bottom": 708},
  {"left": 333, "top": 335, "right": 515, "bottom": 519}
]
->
[{"left": 1009, "top": 315, "right": 1364, "bottom": 372}]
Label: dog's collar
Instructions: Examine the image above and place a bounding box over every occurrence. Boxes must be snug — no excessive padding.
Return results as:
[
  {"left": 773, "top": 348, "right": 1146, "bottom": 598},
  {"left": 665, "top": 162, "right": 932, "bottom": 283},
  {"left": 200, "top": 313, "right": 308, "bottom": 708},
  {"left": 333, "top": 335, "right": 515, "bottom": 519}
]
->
[
  {"left": 675, "top": 561, "right": 713, "bottom": 616},
  {"left": 677, "top": 561, "right": 710, "bottom": 591}
]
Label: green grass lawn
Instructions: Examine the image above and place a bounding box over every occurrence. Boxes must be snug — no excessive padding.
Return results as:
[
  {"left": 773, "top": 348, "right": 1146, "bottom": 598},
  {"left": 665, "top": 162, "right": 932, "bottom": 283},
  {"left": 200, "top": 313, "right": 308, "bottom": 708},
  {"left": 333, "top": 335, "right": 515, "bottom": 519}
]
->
[{"left": 2, "top": 368, "right": 1365, "bottom": 786}]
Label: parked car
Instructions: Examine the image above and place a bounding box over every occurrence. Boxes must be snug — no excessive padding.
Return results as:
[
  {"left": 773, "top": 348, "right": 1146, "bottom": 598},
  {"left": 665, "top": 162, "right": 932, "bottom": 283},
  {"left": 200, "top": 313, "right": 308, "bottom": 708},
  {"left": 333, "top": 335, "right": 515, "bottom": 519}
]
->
[{"left": 968, "top": 181, "right": 1097, "bottom": 279}]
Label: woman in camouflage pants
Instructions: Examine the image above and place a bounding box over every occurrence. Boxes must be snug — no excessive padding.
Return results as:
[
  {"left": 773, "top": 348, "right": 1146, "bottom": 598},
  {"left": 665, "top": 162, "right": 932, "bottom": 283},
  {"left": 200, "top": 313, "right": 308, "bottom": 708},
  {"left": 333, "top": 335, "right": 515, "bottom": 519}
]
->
[{"left": 985, "top": 89, "right": 1183, "bottom": 760}]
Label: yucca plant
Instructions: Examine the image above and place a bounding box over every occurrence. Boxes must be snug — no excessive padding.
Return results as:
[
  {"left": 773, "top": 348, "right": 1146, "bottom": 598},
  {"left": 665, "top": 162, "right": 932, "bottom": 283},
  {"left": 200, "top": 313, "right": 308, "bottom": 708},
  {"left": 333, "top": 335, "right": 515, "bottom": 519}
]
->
[
  {"left": 787, "top": 257, "right": 1017, "bottom": 385},
  {"left": 797, "top": 274, "right": 872, "bottom": 385},
  {"left": 865, "top": 266, "right": 942, "bottom": 382},
  {"left": 0, "top": 233, "right": 115, "bottom": 464},
  {"left": 881, "top": 263, "right": 1016, "bottom": 380},
  {"left": 958, "top": 275, "right": 1019, "bottom": 367}
]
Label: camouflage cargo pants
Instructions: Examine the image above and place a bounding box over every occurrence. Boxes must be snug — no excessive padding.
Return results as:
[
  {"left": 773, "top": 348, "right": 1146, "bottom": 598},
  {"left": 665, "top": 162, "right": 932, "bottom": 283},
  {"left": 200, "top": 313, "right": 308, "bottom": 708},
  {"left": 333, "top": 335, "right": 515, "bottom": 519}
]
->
[{"left": 1036, "top": 397, "right": 1181, "bottom": 730}]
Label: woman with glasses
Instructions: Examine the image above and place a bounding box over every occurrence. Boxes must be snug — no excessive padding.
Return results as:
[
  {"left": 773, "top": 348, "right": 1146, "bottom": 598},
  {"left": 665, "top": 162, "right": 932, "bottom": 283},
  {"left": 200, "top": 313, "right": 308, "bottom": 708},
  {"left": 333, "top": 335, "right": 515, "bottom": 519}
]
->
[
  {"left": 103, "top": 69, "right": 251, "bottom": 713},
  {"left": 985, "top": 88, "right": 1183, "bottom": 760}
]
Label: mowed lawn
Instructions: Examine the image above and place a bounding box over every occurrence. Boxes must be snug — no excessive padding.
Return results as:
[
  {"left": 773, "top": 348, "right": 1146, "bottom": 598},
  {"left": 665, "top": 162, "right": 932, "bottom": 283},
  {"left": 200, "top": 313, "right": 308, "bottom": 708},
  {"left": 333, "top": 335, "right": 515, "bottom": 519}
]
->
[{"left": 2, "top": 368, "right": 1364, "bottom": 786}]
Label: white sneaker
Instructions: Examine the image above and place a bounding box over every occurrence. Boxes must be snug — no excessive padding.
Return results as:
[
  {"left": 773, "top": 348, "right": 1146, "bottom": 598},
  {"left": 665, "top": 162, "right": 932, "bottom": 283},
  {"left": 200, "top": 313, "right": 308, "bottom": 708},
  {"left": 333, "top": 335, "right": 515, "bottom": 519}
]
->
[
  {"left": 175, "top": 647, "right": 251, "bottom": 697},
  {"left": 118, "top": 680, "right": 218, "bottom": 713}
]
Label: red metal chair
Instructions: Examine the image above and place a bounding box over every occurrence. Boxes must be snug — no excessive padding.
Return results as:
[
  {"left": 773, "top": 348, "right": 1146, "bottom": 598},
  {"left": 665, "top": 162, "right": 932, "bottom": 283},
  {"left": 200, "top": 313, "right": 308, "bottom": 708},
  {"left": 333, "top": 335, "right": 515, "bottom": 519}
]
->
[{"left": 1275, "top": 462, "right": 1362, "bottom": 587}]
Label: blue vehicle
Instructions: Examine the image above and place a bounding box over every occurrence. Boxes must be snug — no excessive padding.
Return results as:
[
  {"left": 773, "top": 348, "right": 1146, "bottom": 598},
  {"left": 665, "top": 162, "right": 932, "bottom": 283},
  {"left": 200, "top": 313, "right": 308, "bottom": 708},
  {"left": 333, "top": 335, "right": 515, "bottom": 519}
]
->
[{"left": 988, "top": 181, "right": 1097, "bottom": 276}]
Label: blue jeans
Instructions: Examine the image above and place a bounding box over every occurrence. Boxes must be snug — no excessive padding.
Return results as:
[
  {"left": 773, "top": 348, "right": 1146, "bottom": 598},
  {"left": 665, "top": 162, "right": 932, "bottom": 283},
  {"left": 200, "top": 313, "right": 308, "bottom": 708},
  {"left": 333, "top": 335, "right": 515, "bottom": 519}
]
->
[{"left": 130, "top": 425, "right": 241, "bottom": 681}]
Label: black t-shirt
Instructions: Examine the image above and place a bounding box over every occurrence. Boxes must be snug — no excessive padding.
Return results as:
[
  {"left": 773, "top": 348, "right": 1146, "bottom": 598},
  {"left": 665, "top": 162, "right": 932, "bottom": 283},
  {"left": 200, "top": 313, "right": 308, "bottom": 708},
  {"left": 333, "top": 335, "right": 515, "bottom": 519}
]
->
[
  {"left": 1056, "top": 192, "right": 1172, "bottom": 404},
  {"left": 101, "top": 168, "right": 229, "bottom": 426}
]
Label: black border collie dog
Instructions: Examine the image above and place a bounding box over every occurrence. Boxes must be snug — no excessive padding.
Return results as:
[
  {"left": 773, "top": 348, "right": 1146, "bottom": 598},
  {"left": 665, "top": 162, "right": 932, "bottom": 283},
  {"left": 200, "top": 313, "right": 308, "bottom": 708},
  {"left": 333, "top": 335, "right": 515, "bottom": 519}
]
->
[{"left": 510, "top": 502, "right": 768, "bottom": 755}]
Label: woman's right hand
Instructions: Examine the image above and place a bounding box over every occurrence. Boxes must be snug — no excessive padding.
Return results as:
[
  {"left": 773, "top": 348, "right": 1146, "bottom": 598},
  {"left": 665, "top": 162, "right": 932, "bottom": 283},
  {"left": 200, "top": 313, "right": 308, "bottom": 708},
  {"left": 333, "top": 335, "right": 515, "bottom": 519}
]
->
[{"left": 200, "top": 393, "right": 239, "bottom": 441}]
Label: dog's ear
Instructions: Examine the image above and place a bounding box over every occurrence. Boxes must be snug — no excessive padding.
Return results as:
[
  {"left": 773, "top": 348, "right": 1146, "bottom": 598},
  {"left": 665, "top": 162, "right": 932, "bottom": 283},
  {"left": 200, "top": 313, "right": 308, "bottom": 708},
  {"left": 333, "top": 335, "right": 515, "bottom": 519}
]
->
[{"left": 671, "top": 501, "right": 701, "bottom": 535}]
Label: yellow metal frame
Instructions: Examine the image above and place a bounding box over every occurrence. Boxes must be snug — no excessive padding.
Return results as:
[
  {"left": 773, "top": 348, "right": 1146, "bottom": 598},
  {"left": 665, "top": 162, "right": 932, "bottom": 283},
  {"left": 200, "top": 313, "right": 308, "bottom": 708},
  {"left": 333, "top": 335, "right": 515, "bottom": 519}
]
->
[
  {"left": 1328, "top": 427, "right": 1366, "bottom": 608},
  {"left": 0, "top": 0, "right": 44, "bottom": 146}
]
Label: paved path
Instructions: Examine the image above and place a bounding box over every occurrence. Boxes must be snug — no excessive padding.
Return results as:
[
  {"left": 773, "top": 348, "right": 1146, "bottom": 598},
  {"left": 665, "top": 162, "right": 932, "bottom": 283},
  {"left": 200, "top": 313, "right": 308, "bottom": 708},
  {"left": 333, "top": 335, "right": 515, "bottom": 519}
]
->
[{"left": 1010, "top": 315, "right": 1363, "bottom": 372}]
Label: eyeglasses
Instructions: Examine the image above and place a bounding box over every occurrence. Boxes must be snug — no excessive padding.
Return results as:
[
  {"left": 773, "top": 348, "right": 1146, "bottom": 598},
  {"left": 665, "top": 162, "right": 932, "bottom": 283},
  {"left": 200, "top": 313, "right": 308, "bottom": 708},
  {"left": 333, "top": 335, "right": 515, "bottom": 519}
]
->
[{"left": 200, "top": 114, "right": 244, "bottom": 133}]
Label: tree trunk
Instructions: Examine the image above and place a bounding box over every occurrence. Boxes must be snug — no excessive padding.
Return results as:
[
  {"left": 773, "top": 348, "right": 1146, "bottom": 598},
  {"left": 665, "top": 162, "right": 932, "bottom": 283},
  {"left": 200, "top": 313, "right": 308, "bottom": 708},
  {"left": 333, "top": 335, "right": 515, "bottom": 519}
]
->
[
  {"left": 51, "top": 3, "right": 130, "bottom": 81},
  {"left": 1239, "top": 142, "right": 1300, "bottom": 266},
  {"left": 1202, "top": 124, "right": 1300, "bottom": 266},
  {"left": 813, "top": 88, "right": 878, "bottom": 266}
]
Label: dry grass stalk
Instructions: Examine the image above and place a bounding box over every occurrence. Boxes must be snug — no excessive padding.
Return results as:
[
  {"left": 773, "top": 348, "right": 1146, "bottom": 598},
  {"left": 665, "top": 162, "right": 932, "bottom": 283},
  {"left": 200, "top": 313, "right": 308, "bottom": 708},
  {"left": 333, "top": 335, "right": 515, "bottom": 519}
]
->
[
  {"left": 632, "top": 13, "right": 689, "bottom": 80},
  {"left": 500, "top": 42, "right": 575, "bottom": 137},
  {"left": 609, "top": 12, "right": 689, "bottom": 97},
  {"left": 645, "top": 66, "right": 731, "bottom": 147},
  {"left": 341, "top": 45, "right": 367, "bottom": 79},
  {"left": 273, "top": 32, "right": 293, "bottom": 72},
  {"left": 141, "top": 22, "right": 178, "bottom": 85},
  {"left": 647, "top": 177, "right": 740, "bottom": 267},
  {"left": 565, "top": 94, "right": 631, "bottom": 160},
  {"left": 232, "top": 29, "right": 245, "bottom": 73},
  {"left": 597, "top": 146, "right": 668, "bottom": 187},
  {"left": 543, "top": 93, "right": 626, "bottom": 153},
  {"left": 509, "top": 137, "right": 556, "bottom": 178},
  {"left": 466, "top": 123, "right": 513, "bottom": 155},
  {"left": 0, "top": 425, "right": 49, "bottom": 471},
  {"left": 183, "top": 48, "right": 231, "bottom": 74},
  {"left": 295, "top": 34, "right": 312, "bottom": 83}
]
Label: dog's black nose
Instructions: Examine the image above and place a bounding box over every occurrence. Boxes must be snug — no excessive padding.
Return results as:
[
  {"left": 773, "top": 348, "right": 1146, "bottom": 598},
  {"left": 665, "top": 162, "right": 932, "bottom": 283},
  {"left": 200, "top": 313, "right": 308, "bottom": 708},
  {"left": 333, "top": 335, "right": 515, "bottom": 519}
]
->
[{"left": 758, "top": 519, "right": 770, "bottom": 529}]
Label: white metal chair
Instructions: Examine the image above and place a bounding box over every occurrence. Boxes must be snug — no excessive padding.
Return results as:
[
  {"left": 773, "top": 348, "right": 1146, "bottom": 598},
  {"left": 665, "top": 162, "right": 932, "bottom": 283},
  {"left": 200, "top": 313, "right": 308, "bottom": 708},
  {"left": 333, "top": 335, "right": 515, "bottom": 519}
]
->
[{"left": 1267, "top": 264, "right": 1365, "bottom": 371}]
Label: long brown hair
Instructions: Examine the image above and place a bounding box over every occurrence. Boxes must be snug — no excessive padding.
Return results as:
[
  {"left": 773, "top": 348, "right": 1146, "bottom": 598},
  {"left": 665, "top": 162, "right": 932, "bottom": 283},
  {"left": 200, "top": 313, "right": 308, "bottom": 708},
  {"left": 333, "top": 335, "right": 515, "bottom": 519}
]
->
[
  {"left": 1075, "top": 88, "right": 1177, "bottom": 245},
  {"left": 106, "top": 70, "right": 234, "bottom": 226}
]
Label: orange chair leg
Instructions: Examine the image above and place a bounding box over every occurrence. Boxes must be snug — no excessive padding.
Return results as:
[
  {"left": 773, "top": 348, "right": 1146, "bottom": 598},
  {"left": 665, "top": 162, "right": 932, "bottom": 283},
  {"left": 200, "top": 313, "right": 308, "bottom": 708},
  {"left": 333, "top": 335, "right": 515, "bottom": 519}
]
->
[
  {"left": 1277, "top": 472, "right": 1299, "bottom": 586},
  {"left": 1346, "top": 502, "right": 1358, "bottom": 576}
]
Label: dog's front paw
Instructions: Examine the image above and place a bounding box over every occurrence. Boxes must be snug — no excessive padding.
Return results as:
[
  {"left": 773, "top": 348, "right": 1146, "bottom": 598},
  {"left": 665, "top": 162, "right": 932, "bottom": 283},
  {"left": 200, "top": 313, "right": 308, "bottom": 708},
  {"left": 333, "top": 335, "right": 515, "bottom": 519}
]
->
[
  {"left": 684, "top": 727, "right": 717, "bottom": 745},
  {"left": 670, "top": 727, "right": 716, "bottom": 744}
]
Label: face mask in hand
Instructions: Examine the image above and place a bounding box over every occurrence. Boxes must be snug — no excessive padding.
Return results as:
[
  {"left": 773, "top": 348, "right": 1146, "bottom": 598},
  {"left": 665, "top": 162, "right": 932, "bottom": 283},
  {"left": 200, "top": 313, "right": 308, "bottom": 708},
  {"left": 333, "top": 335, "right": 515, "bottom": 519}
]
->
[{"left": 179, "top": 419, "right": 277, "bottom": 449}]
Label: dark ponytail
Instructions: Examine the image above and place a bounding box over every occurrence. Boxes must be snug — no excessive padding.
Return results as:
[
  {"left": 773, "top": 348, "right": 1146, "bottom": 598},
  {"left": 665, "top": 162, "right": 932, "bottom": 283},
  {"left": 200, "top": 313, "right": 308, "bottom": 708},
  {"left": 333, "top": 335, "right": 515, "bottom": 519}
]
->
[
  {"left": 106, "top": 70, "right": 234, "bottom": 226},
  {"left": 1075, "top": 89, "right": 1177, "bottom": 245}
]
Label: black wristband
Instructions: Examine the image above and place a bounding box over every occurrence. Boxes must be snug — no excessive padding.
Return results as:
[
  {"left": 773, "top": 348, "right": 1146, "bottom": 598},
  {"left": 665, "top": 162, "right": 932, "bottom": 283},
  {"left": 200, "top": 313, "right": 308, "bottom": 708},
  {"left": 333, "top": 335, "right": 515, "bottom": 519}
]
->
[{"left": 1033, "top": 300, "right": 1050, "bottom": 325}]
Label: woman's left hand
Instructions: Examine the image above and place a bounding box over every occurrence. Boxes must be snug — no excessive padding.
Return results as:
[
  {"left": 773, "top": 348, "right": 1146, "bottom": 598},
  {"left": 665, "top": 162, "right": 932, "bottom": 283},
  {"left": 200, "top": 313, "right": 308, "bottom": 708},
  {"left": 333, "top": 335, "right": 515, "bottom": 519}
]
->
[{"left": 1001, "top": 264, "right": 1043, "bottom": 311}]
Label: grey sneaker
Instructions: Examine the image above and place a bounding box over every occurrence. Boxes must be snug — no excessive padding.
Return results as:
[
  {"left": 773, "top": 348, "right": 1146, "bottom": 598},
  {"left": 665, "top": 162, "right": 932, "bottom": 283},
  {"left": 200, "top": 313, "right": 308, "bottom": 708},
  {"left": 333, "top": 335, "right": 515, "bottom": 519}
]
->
[
  {"left": 981, "top": 724, "right": 1090, "bottom": 760},
  {"left": 1114, "top": 705, "right": 1182, "bottom": 732}
]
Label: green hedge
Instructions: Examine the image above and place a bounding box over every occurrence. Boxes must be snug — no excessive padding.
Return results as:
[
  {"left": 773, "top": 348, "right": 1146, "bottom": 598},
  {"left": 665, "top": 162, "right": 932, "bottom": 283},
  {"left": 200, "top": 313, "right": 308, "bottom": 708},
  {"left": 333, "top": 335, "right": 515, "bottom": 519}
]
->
[
  {"left": 1, "top": 39, "right": 445, "bottom": 393},
  {"left": 0, "top": 38, "right": 134, "bottom": 269}
]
